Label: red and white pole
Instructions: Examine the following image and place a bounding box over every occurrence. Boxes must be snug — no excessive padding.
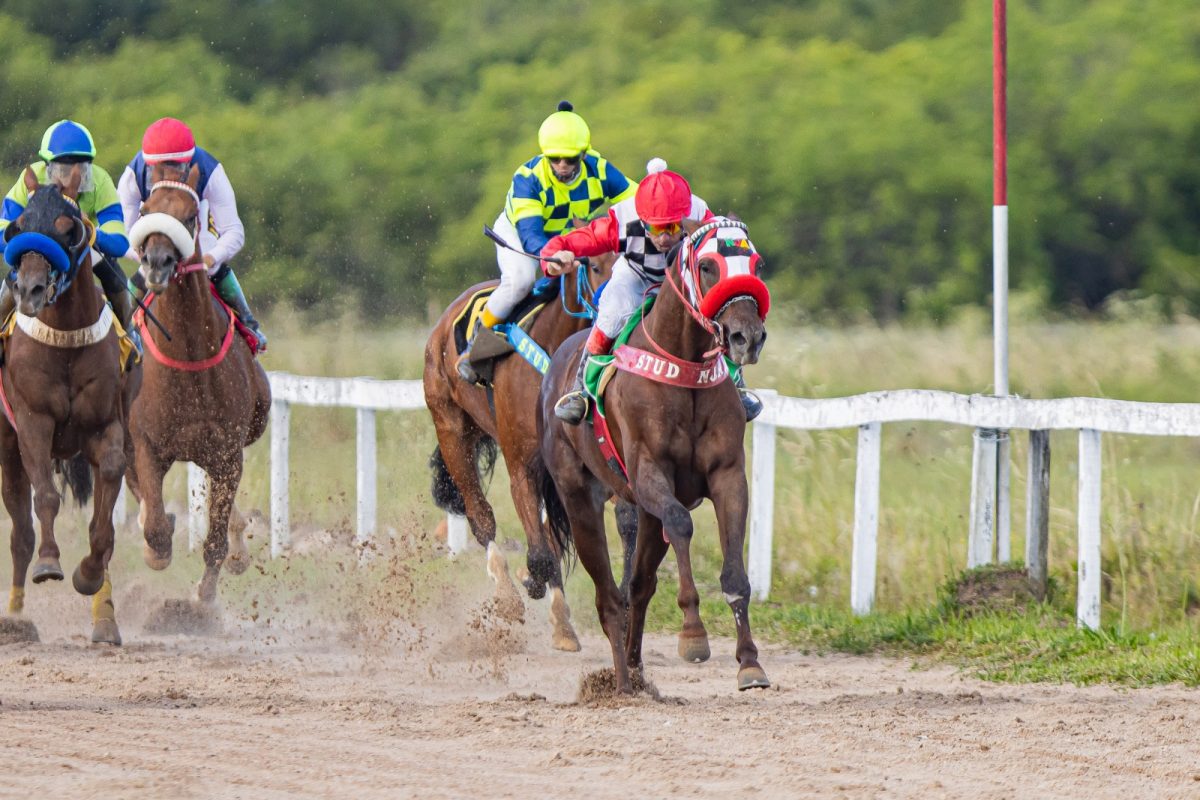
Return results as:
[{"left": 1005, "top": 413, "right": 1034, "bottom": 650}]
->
[{"left": 993, "top": 0, "right": 1009, "bottom": 397}]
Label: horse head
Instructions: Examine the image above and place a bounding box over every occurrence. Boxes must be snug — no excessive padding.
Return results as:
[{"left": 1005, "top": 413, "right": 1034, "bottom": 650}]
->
[
  {"left": 677, "top": 217, "right": 770, "bottom": 366},
  {"left": 2, "top": 168, "right": 89, "bottom": 315},
  {"left": 129, "top": 163, "right": 202, "bottom": 292}
]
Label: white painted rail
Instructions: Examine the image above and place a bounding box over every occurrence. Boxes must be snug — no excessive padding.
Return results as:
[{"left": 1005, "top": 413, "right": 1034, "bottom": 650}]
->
[{"left": 261, "top": 373, "right": 1199, "bottom": 631}]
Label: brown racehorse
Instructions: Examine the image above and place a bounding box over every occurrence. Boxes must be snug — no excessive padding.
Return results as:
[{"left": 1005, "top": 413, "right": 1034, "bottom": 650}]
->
[
  {"left": 540, "top": 217, "right": 771, "bottom": 692},
  {"left": 423, "top": 235, "right": 637, "bottom": 651},
  {"left": 0, "top": 168, "right": 141, "bottom": 644},
  {"left": 124, "top": 164, "right": 271, "bottom": 603}
]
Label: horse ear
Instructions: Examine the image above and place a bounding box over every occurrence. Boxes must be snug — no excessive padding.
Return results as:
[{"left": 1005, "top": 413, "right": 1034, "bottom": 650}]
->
[
  {"left": 2, "top": 220, "right": 18, "bottom": 243},
  {"left": 23, "top": 167, "right": 39, "bottom": 195},
  {"left": 60, "top": 165, "right": 83, "bottom": 199},
  {"left": 186, "top": 163, "right": 200, "bottom": 190}
]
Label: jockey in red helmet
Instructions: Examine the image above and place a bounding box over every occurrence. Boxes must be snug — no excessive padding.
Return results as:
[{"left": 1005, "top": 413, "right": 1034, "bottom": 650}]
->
[
  {"left": 540, "top": 158, "right": 762, "bottom": 424},
  {"left": 117, "top": 117, "right": 267, "bottom": 352},
  {"left": 456, "top": 100, "right": 638, "bottom": 384}
]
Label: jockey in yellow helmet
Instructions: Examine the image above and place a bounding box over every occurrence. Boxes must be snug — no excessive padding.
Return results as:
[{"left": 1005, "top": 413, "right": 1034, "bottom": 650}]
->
[{"left": 457, "top": 101, "right": 637, "bottom": 384}]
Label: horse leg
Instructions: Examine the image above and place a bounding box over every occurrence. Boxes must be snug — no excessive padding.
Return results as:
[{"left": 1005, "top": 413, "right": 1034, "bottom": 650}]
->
[
  {"left": 614, "top": 499, "right": 639, "bottom": 601},
  {"left": 74, "top": 422, "right": 125, "bottom": 644},
  {"left": 510, "top": 458, "right": 579, "bottom": 651},
  {"left": 15, "top": 417, "right": 64, "bottom": 584},
  {"left": 133, "top": 444, "right": 174, "bottom": 570},
  {"left": 629, "top": 459, "right": 709, "bottom": 664},
  {"left": 1, "top": 447, "right": 34, "bottom": 614},
  {"left": 197, "top": 459, "right": 240, "bottom": 604},
  {"left": 710, "top": 465, "right": 768, "bottom": 690},
  {"left": 623, "top": 507, "right": 670, "bottom": 671},
  {"left": 224, "top": 501, "right": 251, "bottom": 576}
]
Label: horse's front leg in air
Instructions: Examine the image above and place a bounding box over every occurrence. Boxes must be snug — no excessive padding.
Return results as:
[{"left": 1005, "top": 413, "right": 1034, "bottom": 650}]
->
[
  {"left": 79, "top": 420, "right": 125, "bottom": 645},
  {"left": 133, "top": 443, "right": 174, "bottom": 570},
  {"left": 630, "top": 459, "right": 710, "bottom": 665},
  {"left": 709, "top": 465, "right": 768, "bottom": 690}
]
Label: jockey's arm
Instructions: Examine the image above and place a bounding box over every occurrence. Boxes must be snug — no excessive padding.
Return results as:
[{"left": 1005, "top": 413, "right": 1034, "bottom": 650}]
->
[
  {"left": 539, "top": 211, "right": 620, "bottom": 276},
  {"left": 201, "top": 164, "right": 245, "bottom": 268},
  {"left": 0, "top": 170, "right": 32, "bottom": 233},
  {"left": 88, "top": 167, "right": 129, "bottom": 260},
  {"left": 117, "top": 166, "right": 143, "bottom": 260}
]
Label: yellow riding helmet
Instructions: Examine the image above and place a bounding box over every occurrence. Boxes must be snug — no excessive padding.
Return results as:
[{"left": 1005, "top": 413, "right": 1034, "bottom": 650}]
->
[{"left": 538, "top": 100, "right": 591, "bottom": 158}]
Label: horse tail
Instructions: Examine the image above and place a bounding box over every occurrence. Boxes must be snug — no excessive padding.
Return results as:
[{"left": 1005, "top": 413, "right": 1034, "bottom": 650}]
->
[
  {"left": 428, "top": 437, "right": 499, "bottom": 515},
  {"left": 536, "top": 454, "right": 573, "bottom": 564},
  {"left": 54, "top": 455, "right": 93, "bottom": 508}
]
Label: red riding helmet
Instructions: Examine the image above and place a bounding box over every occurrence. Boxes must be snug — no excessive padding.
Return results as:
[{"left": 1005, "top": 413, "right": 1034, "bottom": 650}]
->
[
  {"left": 142, "top": 118, "right": 196, "bottom": 164},
  {"left": 635, "top": 158, "right": 692, "bottom": 226}
]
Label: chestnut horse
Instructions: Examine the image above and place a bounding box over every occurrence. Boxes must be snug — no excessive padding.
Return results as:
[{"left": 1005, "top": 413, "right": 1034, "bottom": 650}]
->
[
  {"left": 0, "top": 169, "right": 141, "bottom": 644},
  {"left": 125, "top": 164, "right": 270, "bottom": 603},
  {"left": 424, "top": 236, "right": 637, "bottom": 651},
  {"left": 539, "top": 217, "right": 771, "bottom": 692}
]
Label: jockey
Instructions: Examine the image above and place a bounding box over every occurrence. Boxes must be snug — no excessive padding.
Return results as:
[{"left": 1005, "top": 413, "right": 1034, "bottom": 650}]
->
[
  {"left": 456, "top": 100, "right": 637, "bottom": 383},
  {"left": 541, "top": 159, "right": 763, "bottom": 425},
  {"left": 0, "top": 119, "right": 135, "bottom": 331},
  {"left": 117, "top": 117, "right": 267, "bottom": 352}
]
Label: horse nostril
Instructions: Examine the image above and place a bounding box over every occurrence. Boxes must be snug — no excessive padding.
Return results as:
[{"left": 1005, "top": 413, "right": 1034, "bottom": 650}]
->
[{"left": 730, "top": 331, "right": 747, "bottom": 348}]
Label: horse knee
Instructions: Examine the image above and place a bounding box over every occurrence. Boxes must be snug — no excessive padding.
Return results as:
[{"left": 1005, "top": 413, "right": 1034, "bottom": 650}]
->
[
  {"left": 720, "top": 567, "right": 751, "bottom": 602},
  {"left": 98, "top": 451, "right": 125, "bottom": 484},
  {"left": 663, "top": 506, "right": 693, "bottom": 540}
]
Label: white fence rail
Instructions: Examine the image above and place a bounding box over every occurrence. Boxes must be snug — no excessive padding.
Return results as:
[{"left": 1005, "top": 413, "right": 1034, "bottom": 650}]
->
[{"left": 253, "top": 372, "right": 1200, "bottom": 631}]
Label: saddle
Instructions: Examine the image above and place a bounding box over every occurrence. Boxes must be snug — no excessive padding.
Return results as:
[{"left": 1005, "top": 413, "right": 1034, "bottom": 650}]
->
[{"left": 452, "top": 277, "right": 561, "bottom": 385}]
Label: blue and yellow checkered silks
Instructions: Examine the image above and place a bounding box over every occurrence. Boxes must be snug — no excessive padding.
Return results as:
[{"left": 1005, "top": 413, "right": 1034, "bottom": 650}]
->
[{"left": 505, "top": 152, "right": 636, "bottom": 256}]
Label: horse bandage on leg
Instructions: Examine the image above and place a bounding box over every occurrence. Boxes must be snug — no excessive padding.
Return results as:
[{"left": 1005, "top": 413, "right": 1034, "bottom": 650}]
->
[
  {"left": 8, "top": 586, "right": 24, "bottom": 614},
  {"left": 91, "top": 573, "right": 115, "bottom": 623}
]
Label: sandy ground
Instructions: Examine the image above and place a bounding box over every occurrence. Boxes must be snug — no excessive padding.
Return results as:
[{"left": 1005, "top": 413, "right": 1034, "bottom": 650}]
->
[{"left": 1, "top": 544, "right": 1198, "bottom": 800}]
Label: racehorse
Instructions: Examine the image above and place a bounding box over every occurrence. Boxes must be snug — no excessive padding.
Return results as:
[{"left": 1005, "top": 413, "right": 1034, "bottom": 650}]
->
[
  {"left": 539, "top": 217, "right": 771, "bottom": 692},
  {"left": 0, "top": 168, "right": 141, "bottom": 644},
  {"left": 124, "top": 163, "right": 271, "bottom": 604},
  {"left": 423, "top": 229, "right": 634, "bottom": 651}
]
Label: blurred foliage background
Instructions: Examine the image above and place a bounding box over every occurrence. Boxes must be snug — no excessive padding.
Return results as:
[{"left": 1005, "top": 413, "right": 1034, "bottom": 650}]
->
[{"left": 1, "top": 0, "right": 1197, "bottom": 322}]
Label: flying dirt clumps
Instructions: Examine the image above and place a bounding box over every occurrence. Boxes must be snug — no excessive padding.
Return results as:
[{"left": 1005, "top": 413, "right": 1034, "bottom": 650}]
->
[
  {"left": 143, "top": 599, "right": 222, "bottom": 636},
  {"left": 0, "top": 617, "right": 39, "bottom": 644},
  {"left": 577, "top": 668, "right": 670, "bottom": 707}
]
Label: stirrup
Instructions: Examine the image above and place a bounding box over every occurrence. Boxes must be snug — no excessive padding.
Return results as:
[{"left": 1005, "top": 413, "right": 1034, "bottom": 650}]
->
[
  {"left": 739, "top": 389, "right": 763, "bottom": 422},
  {"left": 554, "top": 391, "right": 589, "bottom": 425}
]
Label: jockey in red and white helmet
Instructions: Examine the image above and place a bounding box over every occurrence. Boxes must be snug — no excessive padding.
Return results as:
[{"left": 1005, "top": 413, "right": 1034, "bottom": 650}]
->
[
  {"left": 540, "top": 158, "right": 762, "bottom": 424},
  {"left": 455, "top": 100, "right": 637, "bottom": 384},
  {"left": 117, "top": 117, "right": 266, "bottom": 351}
]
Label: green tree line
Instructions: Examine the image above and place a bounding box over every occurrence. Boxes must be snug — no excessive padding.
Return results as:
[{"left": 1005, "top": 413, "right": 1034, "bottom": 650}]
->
[{"left": 0, "top": 0, "right": 1196, "bottom": 320}]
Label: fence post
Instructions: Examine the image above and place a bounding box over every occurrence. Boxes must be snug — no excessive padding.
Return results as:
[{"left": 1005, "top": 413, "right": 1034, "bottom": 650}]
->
[
  {"left": 996, "top": 430, "right": 1011, "bottom": 561},
  {"left": 187, "top": 462, "right": 208, "bottom": 551},
  {"left": 270, "top": 399, "right": 291, "bottom": 558},
  {"left": 1026, "top": 430, "right": 1051, "bottom": 599},
  {"left": 748, "top": 390, "right": 778, "bottom": 602},
  {"left": 1077, "top": 428, "right": 1102, "bottom": 630},
  {"left": 851, "top": 421, "right": 882, "bottom": 615},
  {"left": 356, "top": 408, "right": 377, "bottom": 544},
  {"left": 968, "top": 428, "right": 998, "bottom": 567}
]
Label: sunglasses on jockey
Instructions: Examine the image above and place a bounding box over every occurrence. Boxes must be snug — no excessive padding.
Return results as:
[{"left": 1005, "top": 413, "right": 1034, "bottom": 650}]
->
[
  {"left": 547, "top": 153, "right": 582, "bottom": 167},
  {"left": 644, "top": 220, "right": 682, "bottom": 237}
]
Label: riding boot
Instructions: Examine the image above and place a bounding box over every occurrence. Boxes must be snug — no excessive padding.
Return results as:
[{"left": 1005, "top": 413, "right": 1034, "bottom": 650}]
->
[
  {"left": 732, "top": 367, "right": 763, "bottom": 422},
  {"left": 553, "top": 350, "right": 592, "bottom": 426},
  {"left": 214, "top": 265, "right": 268, "bottom": 352},
  {"left": 456, "top": 308, "right": 500, "bottom": 384}
]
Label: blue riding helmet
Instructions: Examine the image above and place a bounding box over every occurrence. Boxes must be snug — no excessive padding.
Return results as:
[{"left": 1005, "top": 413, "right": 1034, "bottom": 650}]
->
[{"left": 38, "top": 120, "right": 97, "bottom": 163}]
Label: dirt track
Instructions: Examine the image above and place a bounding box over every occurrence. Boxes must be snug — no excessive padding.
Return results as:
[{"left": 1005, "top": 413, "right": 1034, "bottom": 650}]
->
[{"left": 1, "top": 553, "right": 1198, "bottom": 800}]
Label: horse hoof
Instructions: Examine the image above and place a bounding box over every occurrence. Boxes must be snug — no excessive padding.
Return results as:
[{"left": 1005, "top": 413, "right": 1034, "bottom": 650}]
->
[
  {"left": 224, "top": 550, "right": 250, "bottom": 576},
  {"left": 678, "top": 633, "right": 711, "bottom": 663},
  {"left": 31, "top": 559, "right": 64, "bottom": 583},
  {"left": 91, "top": 619, "right": 122, "bottom": 646},
  {"left": 552, "top": 629, "right": 582, "bottom": 652},
  {"left": 72, "top": 566, "right": 104, "bottom": 596},
  {"left": 143, "top": 542, "right": 171, "bottom": 571},
  {"left": 737, "top": 665, "right": 770, "bottom": 691}
]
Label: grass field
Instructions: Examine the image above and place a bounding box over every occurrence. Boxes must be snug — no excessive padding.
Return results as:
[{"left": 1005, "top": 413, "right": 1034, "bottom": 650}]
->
[{"left": 84, "top": 304, "right": 1200, "bottom": 683}]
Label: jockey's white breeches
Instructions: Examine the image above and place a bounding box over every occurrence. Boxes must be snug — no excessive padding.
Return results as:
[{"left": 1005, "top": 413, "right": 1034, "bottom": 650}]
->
[
  {"left": 484, "top": 213, "right": 539, "bottom": 320},
  {"left": 595, "top": 256, "right": 658, "bottom": 339}
]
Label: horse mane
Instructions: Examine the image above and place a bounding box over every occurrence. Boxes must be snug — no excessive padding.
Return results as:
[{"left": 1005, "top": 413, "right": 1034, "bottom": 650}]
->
[{"left": 22, "top": 183, "right": 79, "bottom": 233}]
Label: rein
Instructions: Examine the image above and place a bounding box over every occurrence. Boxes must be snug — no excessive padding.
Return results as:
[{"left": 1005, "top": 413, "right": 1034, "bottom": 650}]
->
[{"left": 559, "top": 259, "right": 600, "bottom": 320}]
